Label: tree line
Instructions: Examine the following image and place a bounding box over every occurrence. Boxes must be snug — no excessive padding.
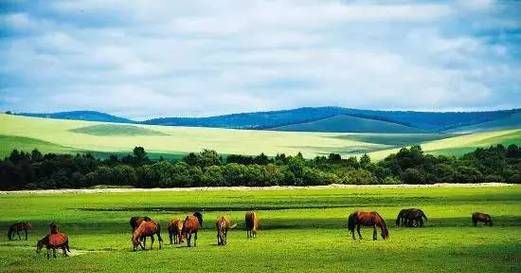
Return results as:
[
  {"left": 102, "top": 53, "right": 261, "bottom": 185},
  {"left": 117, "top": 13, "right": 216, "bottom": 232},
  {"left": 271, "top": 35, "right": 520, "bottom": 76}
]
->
[{"left": 1, "top": 144, "right": 520, "bottom": 190}]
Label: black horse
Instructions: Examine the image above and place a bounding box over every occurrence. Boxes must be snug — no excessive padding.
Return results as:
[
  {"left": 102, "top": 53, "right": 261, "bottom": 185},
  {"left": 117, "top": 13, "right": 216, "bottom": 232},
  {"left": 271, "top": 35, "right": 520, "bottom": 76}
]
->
[
  {"left": 7, "top": 222, "right": 32, "bottom": 240},
  {"left": 396, "top": 208, "right": 428, "bottom": 227}
]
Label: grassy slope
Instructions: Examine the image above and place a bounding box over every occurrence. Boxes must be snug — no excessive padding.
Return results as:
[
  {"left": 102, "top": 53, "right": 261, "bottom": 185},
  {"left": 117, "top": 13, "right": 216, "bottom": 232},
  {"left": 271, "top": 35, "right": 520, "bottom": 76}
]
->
[
  {"left": 368, "top": 129, "right": 521, "bottom": 159},
  {"left": 447, "top": 113, "right": 521, "bottom": 133},
  {"left": 0, "top": 186, "right": 520, "bottom": 273},
  {"left": 0, "top": 135, "right": 78, "bottom": 156},
  {"left": 274, "top": 115, "right": 425, "bottom": 133},
  {"left": 0, "top": 114, "right": 383, "bottom": 159},
  {"left": 70, "top": 124, "right": 168, "bottom": 136}
]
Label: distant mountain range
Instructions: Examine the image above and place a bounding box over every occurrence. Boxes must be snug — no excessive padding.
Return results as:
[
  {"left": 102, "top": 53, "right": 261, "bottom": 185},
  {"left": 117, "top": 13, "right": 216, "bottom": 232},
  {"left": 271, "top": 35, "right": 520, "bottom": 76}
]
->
[{"left": 12, "top": 107, "right": 521, "bottom": 133}]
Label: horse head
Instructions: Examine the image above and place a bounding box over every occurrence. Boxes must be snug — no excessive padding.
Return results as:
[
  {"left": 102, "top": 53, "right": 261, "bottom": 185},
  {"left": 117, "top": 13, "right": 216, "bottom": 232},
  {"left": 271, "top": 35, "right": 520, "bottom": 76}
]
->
[{"left": 36, "top": 238, "right": 45, "bottom": 253}]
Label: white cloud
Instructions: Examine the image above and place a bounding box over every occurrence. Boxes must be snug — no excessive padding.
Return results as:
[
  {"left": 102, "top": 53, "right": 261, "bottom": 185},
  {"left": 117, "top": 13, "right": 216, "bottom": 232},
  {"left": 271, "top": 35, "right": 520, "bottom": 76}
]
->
[{"left": 0, "top": 0, "right": 520, "bottom": 118}]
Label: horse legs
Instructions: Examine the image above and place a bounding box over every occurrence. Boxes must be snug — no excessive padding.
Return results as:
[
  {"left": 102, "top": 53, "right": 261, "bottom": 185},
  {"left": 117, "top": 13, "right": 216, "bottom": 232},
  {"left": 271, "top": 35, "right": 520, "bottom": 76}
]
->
[
  {"left": 194, "top": 232, "right": 197, "bottom": 247},
  {"left": 150, "top": 235, "right": 155, "bottom": 250},
  {"left": 169, "top": 230, "right": 173, "bottom": 245},
  {"left": 187, "top": 233, "right": 192, "bottom": 247},
  {"left": 47, "top": 248, "right": 51, "bottom": 259},
  {"left": 418, "top": 218, "right": 424, "bottom": 227},
  {"left": 17, "top": 230, "right": 21, "bottom": 240},
  {"left": 24, "top": 229, "right": 28, "bottom": 240},
  {"left": 53, "top": 248, "right": 57, "bottom": 258},
  {"left": 62, "top": 247, "right": 69, "bottom": 257},
  {"left": 373, "top": 225, "right": 377, "bottom": 240}
]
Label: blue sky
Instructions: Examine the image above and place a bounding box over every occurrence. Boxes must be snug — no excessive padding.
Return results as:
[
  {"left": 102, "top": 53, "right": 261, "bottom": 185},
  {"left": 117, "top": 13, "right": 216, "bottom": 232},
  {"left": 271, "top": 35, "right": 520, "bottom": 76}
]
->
[{"left": 1, "top": 0, "right": 520, "bottom": 119}]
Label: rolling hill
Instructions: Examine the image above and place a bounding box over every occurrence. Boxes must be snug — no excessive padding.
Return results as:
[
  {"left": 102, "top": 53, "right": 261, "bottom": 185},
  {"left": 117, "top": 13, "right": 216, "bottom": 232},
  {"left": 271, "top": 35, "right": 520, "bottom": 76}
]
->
[
  {"left": 445, "top": 113, "right": 521, "bottom": 133},
  {"left": 16, "top": 111, "right": 134, "bottom": 123},
  {"left": 1, "top": 113, "right": 520, "bottom": 160},
  {"left": 274, "top": 115, "right": 425, "bottom": 133}
]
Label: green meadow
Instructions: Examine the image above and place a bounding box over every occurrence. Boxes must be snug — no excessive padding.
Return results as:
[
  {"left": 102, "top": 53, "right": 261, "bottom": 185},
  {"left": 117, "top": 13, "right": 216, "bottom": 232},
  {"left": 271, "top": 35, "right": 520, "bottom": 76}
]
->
[
  {"left": 0, "top": 186, "right": 520, "bottom": 273},
  {"left": 1, "top": 114, "right": 520, "bottom": 160}
]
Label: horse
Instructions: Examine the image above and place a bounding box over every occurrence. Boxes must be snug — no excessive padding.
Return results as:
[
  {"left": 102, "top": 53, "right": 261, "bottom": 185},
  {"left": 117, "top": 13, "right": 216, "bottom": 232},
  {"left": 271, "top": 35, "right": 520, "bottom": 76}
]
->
[
  {"left": 472, "top": 212, "right": 493, "bottom": 226},
  {"left": 193, "top": 211, "right": 204, "bottom": 227},
  {"left": 36, "top": 232, "right": 70, "bottom": 259},
  {"left": 131, "top": 220, "right": 163, "bottom": 251},
  {"left": 129, "top": 216, "right": 152, "bottom": 232},
  {"left": 167, "top": 218, "right": 184, "bottom": 245},
  {"left": 182, "top": 215, "right": 200, "bottom": 247},
  {"left": 396, "top": 208, "right": 428, "bottom": 227},
  {"left": 347, "top": 211, "right": 389, "bottom": 240},
  {"left": 7, "top": 222, "right": 32, "bottom": 240},
  {"left": 245, "top": 211, "right": 259, "bottom": 239},
  {"left": 216, "top": 216, "right": 237, "bottom": 246}
]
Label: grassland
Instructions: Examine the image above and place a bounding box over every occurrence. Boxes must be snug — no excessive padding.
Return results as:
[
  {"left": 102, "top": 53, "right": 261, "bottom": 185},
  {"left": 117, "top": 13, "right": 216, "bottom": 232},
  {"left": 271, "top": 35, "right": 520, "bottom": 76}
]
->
[
  {"left": 1, "top": 113, "right": 520, "bottom": 160},
  {"left": 0, "top": 185, "right": 520, "bottom": 273}
]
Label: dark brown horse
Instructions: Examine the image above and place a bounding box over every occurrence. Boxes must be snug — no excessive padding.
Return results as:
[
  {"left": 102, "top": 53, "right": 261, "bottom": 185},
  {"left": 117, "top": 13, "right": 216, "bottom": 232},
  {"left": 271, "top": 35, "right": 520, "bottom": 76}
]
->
[
  {"left": 36, "top": 232, "right": 70, "bottom": 259},
  {"left": 396, "top": 208, "right": 428, "bottom": 227},
  {"left": 167, "top": 218, "right": 184, "bottom": 245},
  {"left": 182, "top": 215, "right": 200, "bottom": 247},
  {"left": 472, "top": 212, "right": 493, "bottom": 226},
  {"left": 216, "top": 216, "right": 237, "bottom": 246},
  {"left": 131, "top": 220, "right": 163, "bottom": 251},
  {"left": 348, "top": 211, "right": 389, "bottom": 240},
  {"left": 7, "top": 222, "right": 32, "bottom": 240},
  {"left": 245, "top": 211, "right": 259, "bottom": 239}
]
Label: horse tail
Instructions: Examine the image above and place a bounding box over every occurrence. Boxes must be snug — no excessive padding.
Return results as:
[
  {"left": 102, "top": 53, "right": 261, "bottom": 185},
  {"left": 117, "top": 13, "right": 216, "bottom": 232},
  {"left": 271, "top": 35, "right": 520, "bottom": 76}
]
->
[
  {"left": 422, "top": 211, "right": 428, "bottom": 221},
  {"left": 395, "top": 211, "right": 402, "bottom": 226},
  {"left": 347, "top": 213, "right": 355, "bottom": 232},
  {"left": 65, "top": 240, "right": 71, "bottom": 253},
  {"left": 156, "top": 222, "right": 163, "bottom": 242}
]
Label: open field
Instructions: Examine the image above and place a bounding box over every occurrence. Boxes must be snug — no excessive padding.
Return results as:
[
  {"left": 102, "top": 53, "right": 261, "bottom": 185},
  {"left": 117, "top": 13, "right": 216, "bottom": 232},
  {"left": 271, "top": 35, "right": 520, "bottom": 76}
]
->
[
  {"left": 0, "top": 185, "right": 520, "bottom": 273},
  {"left": 1, "top": 114, "right": 520, "bottom": 160}
]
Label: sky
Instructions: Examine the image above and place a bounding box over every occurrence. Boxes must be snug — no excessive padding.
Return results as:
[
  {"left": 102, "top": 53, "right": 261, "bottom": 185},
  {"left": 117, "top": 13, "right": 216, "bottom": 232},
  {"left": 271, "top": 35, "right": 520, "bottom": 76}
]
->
[{"left": 1, "top": 0, "right": 520, "bottom": 119}]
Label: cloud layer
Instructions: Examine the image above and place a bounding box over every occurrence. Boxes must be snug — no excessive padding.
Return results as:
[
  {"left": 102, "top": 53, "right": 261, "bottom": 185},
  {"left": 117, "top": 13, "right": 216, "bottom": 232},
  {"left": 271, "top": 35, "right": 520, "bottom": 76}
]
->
[{"left": 1, "top": 0, "right": 520, "bottom": 119}]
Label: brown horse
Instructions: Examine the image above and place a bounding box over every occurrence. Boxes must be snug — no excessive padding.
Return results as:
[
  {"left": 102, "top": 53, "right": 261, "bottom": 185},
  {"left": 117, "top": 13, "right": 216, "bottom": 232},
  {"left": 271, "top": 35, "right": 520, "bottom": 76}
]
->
[
  {"left": 348, "top": 211, "right": 389, "bottom": 240},
  {"left": 7, "top": 222, "right": 32, "bottom": 240},
  {"left": 216, "top": 216, "right": 237, "bottom": 246},
  {"left": 182, "top": 215, "right": 200, "bottom": 247},
  {"left": 167, "top": 218, "right": 184, "bottom": 244},
  {"left": 131, "top": 220, "right": 163, "bottom": 251},
  {"left": 36, "top": 232, "right": 70, "bottom": 259},
  {"left": 245, "top": 211, "right": 259, "bottom": 239},
  {"left": 472, "top": 212, "right": 493, "bottom": 226},
  {"left": 129, "top": 216, "right": 152, "bottom": 231},
  {"left": 396, "top": 208, "right": 428, "bottom": 227}
]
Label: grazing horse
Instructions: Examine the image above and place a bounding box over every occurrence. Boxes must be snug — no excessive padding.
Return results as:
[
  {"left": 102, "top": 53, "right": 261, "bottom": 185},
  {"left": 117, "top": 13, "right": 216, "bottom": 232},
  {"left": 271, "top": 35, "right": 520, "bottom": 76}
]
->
[
  {"left": 182, "top": 215, "right": 200, "bottom": 247},
  {"left": 7, "top": 222, "right": 32, "bottom": 240},
  {"left": 36, "top": 232, "right": 70, "bottom": 259},
  {"left": 347, "top": 211, "right": 389, "bottom": 240},
  {"left": 216, "top": 216, "right": 237, "bottom": 246},
  {"left": 131, "top": 220, "right": 163, "bottom": 251},
  {"left": 396, "top": 208, "right": 428, "bottom": 227},
  {"left": 167, "top": 218, "right": 184, "bottom": 244},
  {"left": 245, "top": 211, "right": 259, "bottom": 239},
  {"left": 472, "top": 212, "right": 493, "bottom": 226}
]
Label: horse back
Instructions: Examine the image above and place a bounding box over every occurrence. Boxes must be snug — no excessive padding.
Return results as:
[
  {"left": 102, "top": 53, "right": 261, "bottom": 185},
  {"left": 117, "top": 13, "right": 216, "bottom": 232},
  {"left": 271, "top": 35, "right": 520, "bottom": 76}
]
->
[
  {"left": 183, "top": 216, "right": 200, "bottom": 233},
  {"left": 48, "top": 232, "right": 68, "bottom": 247}
]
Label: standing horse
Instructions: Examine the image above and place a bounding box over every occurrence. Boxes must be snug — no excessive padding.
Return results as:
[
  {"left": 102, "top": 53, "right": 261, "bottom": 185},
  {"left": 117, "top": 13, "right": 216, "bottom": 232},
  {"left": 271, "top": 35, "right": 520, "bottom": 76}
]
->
[
  {"left": 182, "top": 216, "right": 200, "bottom": 247},
  {"left": 216, "top": 216, "right": 237, "bottom": 246},
  {"left": 472, "top": 212, "right": 493, "bottom": 226},
  {"left": 167, "top": 218, "right": 184, "bottom": 245},
  {"left": 245, "top": 211, "right": 259, "bottom": 239},
  {"left": 36, "top": 232, "right": 70, "bottom": 259},
  {"left": 348, "top": 211, "right": 389, "bottom": 240},
  {"left": 131, "top": 220, "right": 163, "bottom": 251},
  {"left": 396, "top": 208, "right": 428, "bottom": 227},
  {"left": 7, "top": 222, "right": 32, "bottom": 240}
]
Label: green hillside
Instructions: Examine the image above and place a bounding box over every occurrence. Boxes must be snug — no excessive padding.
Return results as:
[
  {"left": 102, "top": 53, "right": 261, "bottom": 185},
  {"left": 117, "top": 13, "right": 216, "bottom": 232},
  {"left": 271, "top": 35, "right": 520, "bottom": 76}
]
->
[
  {"left": 70, "top": 124, "right": 168, "bottom": 136},
  {"left": 447, "top": 113, "right": 521, "bottom": 133},
  {"left": 274, "top": 115, "right": 425, "bottom": 133},
  {"left": 0, "top": 113, "right": 519, "bottom": 160}
]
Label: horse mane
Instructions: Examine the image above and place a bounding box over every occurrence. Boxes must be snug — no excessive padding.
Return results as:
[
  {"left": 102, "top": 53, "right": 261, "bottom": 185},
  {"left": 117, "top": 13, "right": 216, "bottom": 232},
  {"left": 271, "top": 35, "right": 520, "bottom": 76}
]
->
[
  {"left": 375, "top": 212, "right": 389, "bottom": 239},
  {"left": 347, "top": 213, "right": 356, "bottom": 232}
]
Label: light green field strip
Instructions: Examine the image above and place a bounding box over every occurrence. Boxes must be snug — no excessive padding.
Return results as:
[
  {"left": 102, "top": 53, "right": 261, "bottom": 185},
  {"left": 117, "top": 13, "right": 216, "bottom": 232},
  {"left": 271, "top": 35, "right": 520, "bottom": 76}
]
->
[{"left": 0, "top": 114, "right": 384, "bottom": 158}]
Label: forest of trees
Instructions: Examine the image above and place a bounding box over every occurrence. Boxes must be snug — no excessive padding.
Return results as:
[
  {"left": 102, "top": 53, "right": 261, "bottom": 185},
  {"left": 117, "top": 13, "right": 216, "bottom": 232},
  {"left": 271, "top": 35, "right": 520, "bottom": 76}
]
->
[{"left": 1, "top": 144, "right": 520, "bottom": 190}]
